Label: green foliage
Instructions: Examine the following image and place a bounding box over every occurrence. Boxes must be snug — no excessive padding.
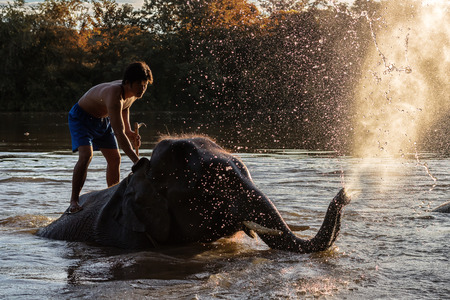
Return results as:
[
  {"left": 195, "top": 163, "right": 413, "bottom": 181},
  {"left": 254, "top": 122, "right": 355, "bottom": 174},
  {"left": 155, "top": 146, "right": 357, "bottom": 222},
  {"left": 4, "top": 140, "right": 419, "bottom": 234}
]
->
[{"left": 0, "top": 0, "right": 377, "bottom": 114}]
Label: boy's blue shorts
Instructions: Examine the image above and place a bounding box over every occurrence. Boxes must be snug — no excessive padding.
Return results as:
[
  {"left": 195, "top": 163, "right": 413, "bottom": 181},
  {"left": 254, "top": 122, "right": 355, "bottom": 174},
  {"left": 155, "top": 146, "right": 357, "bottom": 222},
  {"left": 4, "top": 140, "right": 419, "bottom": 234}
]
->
[{"left": 68, "top": 103, "right": 118, "bottom": 152}]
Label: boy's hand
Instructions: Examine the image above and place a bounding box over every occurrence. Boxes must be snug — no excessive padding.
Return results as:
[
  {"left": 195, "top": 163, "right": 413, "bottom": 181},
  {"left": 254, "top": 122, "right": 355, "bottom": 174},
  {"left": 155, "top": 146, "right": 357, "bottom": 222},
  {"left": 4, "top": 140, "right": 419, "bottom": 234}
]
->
[
  {"left": 133, "top": 122, "right": 146, "bottom": 155},
  {"left": 134, "top": 133, "right": 141, "bottom": 149}
]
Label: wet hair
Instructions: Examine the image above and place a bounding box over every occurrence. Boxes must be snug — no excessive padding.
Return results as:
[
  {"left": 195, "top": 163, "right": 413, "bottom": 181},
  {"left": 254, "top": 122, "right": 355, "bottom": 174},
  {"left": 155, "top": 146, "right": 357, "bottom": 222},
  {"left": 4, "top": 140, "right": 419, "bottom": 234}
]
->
[{"left": 122, "top": 61, "right": 153, "bottom": 85}]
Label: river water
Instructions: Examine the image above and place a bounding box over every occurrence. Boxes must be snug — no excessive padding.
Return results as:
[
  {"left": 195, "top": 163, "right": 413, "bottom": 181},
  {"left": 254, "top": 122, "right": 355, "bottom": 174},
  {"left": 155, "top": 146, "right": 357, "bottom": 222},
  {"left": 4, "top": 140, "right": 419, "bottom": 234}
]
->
[{"left": 0, "top": 112, "right": 448, "bottom": 299}]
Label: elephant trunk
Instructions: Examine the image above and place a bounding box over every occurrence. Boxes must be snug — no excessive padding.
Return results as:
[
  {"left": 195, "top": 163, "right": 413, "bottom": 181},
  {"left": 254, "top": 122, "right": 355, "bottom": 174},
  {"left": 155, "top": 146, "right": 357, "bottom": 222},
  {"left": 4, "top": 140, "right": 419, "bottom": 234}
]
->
[{"left": 243, "top": 187, "right": 350, "bottom": 254}]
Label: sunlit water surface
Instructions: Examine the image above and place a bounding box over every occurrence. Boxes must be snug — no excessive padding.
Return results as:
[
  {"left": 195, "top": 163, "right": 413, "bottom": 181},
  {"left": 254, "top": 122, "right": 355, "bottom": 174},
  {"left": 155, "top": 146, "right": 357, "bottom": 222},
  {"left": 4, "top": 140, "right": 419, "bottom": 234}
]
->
[{"left": 1, "top": 147, "right": 448, "bottom": 299}]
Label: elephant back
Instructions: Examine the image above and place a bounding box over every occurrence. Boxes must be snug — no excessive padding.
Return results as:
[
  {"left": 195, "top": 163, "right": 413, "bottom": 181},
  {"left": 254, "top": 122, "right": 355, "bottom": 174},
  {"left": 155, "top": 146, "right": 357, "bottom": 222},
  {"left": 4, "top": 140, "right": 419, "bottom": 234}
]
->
[{"left": 36, "top": 187, "right": 118, "bottom": 242}]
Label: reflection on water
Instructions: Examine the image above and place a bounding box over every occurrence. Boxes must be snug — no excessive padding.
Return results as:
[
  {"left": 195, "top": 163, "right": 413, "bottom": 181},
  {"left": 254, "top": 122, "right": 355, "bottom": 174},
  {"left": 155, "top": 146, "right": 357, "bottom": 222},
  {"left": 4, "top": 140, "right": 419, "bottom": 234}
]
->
[
  {"left": 0, "top": 111, "right": 344, "bottom": 153},
  {"left": 0, "top": 134, "right": 449, "bottom": 299}
]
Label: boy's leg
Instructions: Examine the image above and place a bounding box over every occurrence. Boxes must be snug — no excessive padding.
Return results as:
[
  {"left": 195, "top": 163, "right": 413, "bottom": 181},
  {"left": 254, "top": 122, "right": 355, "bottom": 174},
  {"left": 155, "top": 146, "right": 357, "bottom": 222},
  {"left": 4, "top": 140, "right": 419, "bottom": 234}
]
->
[
  {"left": 70, "top": 145, "right": 93, "bottom": 213},
  {"left": 101, "top": 148, "right": 121, "bottom": 187}
]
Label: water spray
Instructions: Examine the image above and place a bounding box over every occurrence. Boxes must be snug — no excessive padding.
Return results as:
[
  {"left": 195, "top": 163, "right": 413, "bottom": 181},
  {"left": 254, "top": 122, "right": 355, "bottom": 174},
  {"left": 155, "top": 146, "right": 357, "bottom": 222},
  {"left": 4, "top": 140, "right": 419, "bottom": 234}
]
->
[{"left": 345, "top": 0, "right": 450, "bottom": 195}]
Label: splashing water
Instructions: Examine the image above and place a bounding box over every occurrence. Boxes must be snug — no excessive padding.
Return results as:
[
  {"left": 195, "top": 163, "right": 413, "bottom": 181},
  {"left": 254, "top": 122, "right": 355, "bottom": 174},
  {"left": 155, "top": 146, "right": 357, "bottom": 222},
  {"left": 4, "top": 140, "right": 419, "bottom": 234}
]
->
[{"left": 345, "top": 0, "right": 449, "bottom": 193}]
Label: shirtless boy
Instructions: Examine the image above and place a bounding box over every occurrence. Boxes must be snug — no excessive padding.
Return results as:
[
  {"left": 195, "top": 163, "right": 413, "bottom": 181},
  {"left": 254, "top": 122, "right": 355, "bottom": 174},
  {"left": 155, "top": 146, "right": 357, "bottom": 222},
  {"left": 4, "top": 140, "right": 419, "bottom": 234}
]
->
[{"left": 67, "top": 61, "right": 153, "bottom": 213}]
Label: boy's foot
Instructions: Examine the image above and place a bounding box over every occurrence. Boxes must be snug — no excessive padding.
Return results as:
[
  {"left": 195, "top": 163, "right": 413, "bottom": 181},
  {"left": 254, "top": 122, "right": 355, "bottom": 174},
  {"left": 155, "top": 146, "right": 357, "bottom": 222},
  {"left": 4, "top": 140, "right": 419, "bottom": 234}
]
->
[{"left": 66, "top": 204, "right": 83, "bottom": 214}]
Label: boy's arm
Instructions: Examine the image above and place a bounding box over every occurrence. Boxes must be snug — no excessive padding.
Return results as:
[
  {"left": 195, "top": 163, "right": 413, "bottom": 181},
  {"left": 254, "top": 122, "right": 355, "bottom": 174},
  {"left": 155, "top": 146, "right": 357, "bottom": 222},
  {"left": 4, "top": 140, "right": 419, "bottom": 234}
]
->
[
  {"left": 122, "top": 107, "right": 141, "bottom": 149},
  {"left": 122, "top": 107, "right": 133, "bottom": 135},
  {"left": 105, "top": 89, "right": 139, "bottom": 163}
]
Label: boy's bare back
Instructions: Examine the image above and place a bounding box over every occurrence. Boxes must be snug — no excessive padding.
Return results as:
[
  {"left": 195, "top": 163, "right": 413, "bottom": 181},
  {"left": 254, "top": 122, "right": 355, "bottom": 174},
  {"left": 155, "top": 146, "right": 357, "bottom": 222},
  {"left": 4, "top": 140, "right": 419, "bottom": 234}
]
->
[{"left": 77, "top": 80, "right": 129, "bottom": 118}]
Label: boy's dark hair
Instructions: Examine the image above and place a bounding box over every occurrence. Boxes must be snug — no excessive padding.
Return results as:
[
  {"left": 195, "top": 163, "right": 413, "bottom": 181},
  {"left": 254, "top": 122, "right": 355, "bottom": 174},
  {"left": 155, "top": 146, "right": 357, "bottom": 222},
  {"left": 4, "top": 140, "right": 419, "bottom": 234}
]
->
[{"left": 122, "top": 61, "right": 153, "bottom": 85}]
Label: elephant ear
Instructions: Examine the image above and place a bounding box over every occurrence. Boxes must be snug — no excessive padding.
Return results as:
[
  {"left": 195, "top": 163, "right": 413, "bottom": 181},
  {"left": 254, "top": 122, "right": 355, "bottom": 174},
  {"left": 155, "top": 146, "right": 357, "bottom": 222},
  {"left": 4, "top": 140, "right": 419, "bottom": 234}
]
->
[
  {"left": 116, "top": 183, "right": 147, "bottom": 233},
  {"left": 113, "top": 158, "right": 149, "bottom": 232},
  {"left": 114, "top": 158, "right": 171, "bottom": 243}
]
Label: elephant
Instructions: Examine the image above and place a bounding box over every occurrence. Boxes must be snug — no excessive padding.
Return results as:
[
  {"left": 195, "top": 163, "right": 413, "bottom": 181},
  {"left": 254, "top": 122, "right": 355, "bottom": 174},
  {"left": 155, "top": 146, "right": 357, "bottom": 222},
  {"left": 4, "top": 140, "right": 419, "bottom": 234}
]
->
[
  {"left": 431, "top": 201, "right": 450, "bottom": 213},
  {"left": 37, "top": 136, "right": 351, "bottom": 253}
]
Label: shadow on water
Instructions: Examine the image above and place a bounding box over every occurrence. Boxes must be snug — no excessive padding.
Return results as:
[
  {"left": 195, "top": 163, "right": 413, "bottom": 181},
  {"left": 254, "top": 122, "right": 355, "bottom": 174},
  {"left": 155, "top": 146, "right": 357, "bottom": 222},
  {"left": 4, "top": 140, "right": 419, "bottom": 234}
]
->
[
  {"left": 55, "top": 233, "right": 351, "bottom": 299},
  {"left": 62, "top": 241, "right": 243, "bottom": 284},
  {"left": 58, "top": 231, "right": 314, "bottom": 283}
]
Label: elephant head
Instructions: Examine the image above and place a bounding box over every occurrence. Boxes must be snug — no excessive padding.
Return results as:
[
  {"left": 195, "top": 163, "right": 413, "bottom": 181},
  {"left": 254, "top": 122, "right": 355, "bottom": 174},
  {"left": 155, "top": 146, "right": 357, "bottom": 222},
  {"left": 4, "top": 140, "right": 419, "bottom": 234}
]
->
[
  {"left": 37, "top": 136, "right": 351, "bottom": 253},
  {"left": 117, "top": 136, "right": 351, "bottom": 253}
]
